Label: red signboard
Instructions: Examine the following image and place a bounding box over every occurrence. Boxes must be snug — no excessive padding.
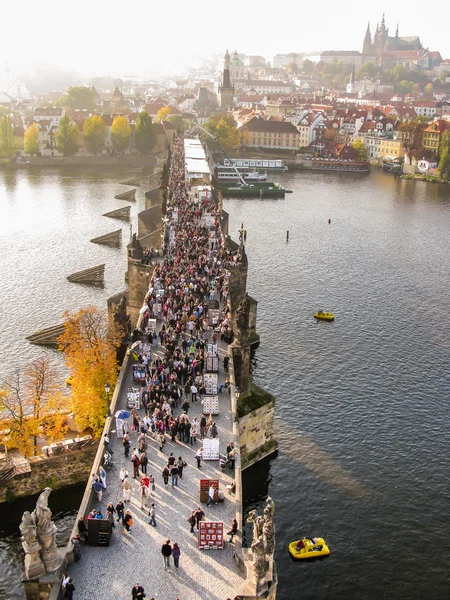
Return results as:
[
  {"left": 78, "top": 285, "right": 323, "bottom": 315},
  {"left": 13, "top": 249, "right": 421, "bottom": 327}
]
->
[
  {"left": 198, "top": 521, "right": 224, "bottom": 549},
  {"left": 200, "top": 479, "right": 219, "bottom": 492}
]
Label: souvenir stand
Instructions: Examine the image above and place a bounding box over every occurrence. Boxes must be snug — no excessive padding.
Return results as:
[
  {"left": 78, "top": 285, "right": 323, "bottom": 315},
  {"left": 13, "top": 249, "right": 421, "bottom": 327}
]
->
[
  {"left": 203, "top": 343, "right": 219, "bottom": 415},
  {"left": 127, "top": 388, "right": 141, "bottom": 410},
  {"left": 202, "top": 438, "right": 220, "bottom": 460},
  {"left": 199, "top": 479, "right": 219, "bottom": 502},
  {"left": 132, "top": 364, "right": 146, "bottom": 383},
  {"left": 198, "top": 522, "right": 225, "bottom": 549}
]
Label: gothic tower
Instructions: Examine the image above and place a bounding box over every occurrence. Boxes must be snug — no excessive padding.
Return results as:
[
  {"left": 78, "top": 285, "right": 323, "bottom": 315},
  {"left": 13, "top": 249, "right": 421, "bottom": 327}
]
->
[
  {"left": 218, "top": 49, "right": 234, "bottom": 112},
  {"left": 363, "top": 22, "right": 372, "bottom": 55}
]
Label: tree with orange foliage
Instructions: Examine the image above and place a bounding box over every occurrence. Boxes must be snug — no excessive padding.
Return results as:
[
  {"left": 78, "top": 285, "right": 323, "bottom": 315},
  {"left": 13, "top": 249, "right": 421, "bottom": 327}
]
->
[
  {"left": 0, "top": 357, "right": 67, "bottom": 456},
  {"left": 156, "top": 106, "right": 171, "bottom": 123},
  {"left": 58, "top": 306, "right": 122, "bottom": 436}
]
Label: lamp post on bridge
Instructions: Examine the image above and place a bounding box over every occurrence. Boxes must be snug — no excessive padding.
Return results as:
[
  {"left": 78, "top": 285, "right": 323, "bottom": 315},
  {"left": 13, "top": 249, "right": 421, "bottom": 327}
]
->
[{"left": 105, "top": 382, "right": 111, "bottom": 417}]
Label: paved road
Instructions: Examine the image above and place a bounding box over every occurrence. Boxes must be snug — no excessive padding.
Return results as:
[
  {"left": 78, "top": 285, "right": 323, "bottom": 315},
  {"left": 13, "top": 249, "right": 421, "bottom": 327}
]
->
[{"left": 68, "top": 340, "right": 244, "bottom": 600}]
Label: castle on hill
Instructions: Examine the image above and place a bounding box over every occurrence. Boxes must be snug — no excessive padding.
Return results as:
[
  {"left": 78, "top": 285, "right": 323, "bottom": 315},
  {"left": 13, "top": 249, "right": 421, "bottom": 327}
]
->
[{"left": 362, "top": 14, "right": 422, "bottom": 58}]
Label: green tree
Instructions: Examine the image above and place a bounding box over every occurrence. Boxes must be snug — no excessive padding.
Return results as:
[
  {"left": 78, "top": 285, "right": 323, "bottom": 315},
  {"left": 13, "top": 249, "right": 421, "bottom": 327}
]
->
[
  {"left": 302, "top": 59, "right": 314, "bottom": 75},
  {"left": 352, "top": 139, "right": 368, "bottom": 160},
  {"left": 83, "top": 114, "right": 105, "bottom": 154},
  {"left": 57, "top": 86, "right": 96, "bottom": 110},
  {"left": 424, "top": 83, "right": 434, "bottom": 98},
  {"left": 55, "top": 116, "right": 79, "bottom": 156},
  {"left": 135, "top": 111, "right": 156, "bottom": 154},
  {"left": 204, "top": 114, "right": 241, "bottom": 151},
  {"left": 0, "top": 115, "right": 15, "bottom": 157},
  {"left": 168, "top": 114, "right": 188, "bottom": 133},
  {"left": 438, "top": 146, "right": 450, "bottom": 181},
  {"left": 24, "top": 123, "right": 40, "bottom": 155},
  {"left": 111, "top": 115, "right": 131, "bottom": 153},
  {"left": 398, "top": 119, "right": 425, "bottom": 164},
  {"left": 357, "top": 62, "right": 378, "bottom": 79},
  {"left": 399, "top": 80, "right": 413, "bottom": 95}
]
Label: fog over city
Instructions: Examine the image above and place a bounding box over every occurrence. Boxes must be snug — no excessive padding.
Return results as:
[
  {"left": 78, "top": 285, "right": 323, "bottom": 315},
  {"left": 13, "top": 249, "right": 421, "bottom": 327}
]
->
[{"left": 1, "top": 0, "right": 449, "bottom": 79}]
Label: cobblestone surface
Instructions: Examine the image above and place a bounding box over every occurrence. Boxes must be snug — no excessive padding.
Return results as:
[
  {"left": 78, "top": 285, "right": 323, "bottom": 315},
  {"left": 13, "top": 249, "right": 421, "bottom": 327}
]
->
[{"left": 68, "top": 341, "right": 244, "bottom": 600}]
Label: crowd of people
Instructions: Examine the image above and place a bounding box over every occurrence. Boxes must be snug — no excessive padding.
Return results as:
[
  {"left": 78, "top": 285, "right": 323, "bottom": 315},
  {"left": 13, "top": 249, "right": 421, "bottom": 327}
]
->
[{"left": 69, "top": 135, "right": 243, "bottom": 600}]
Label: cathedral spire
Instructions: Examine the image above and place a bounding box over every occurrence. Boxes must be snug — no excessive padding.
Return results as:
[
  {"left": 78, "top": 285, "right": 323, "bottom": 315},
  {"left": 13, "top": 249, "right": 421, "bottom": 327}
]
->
[
  {"left": 224, "top": 48, "right": 230, "bottom": 70},
  {"left": 363, "top": 22, "right": 372, "bottom": 55}
]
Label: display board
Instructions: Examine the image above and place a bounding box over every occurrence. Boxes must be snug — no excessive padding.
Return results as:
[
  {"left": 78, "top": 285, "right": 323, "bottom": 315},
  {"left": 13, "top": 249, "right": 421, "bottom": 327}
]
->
[
  {"left": 202, "top": 438, "right": 220, "bottom": 460},
  {"left": 147, "top": 319, "right": 156, "bottom": 333},
  {"left": 127, "top": 388, "right": 141, "bottom": 410},
  {"left": 207, "top": 343, "right": 218, "bottom": 357},
  {"left": 202, "top": 395, "right": 219, "bottom": 415},
  {"left": 206, "top": 356, "right": 219, "bottom": 372},
  {"left": 204, "top": 373, "right": 218, "bottom": 395},
  {"left": 199, "top": 479, "right": 219, "bottom": 496},
  {"left": 198, "top": 521, "right": 224, "bottom": 550}
]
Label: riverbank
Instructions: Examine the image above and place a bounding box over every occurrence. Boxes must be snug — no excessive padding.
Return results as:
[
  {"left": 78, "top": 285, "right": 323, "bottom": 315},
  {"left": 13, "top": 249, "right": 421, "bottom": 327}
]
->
[{"left": 402, "top": 173, "right": 449, "bottom": 183}]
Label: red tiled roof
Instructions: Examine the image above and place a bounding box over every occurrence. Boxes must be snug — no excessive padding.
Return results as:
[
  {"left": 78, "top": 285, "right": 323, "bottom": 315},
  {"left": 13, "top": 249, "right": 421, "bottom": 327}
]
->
[{"left": 240, "top": 116, "right": 299, "bottom": 134}]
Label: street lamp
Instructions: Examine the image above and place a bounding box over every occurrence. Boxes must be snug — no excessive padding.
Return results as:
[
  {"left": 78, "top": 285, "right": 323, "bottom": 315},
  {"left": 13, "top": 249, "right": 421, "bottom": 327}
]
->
[{"left": 105, "top": 382, "right": 111, "bottom": 417}]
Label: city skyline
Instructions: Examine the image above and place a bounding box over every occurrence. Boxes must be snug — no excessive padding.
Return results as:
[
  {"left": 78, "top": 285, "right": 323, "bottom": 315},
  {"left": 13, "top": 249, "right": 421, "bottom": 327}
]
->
[{"left": 1, "top": 1, "right": 449, "bottom": 79}]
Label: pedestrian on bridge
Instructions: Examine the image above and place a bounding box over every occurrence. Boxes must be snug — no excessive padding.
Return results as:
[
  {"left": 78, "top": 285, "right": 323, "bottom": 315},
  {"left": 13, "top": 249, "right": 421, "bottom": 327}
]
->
[
  {"left": 122, "top": 474, "right": 132, "bottom": 502},
  {"left": 161, "top": 539, "right": 172, "bottom": 570},
  {"left": 131, "top": 584, "right": 145, "bottom": 600},
  {"left": 131, "top": 584, "right": 145, "bottom": 599}
]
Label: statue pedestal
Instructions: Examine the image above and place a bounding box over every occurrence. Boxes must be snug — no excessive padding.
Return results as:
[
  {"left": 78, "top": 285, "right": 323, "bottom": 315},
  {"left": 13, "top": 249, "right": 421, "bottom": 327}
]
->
[
  {"left": 230, "top": 342, "right": 251, "bottom": 394},
  {"left": 38, "top": 525, "right": 61, "bottom": 573},
  {"left": 24, "top": 552, "right": 46, "bottom": 580}
]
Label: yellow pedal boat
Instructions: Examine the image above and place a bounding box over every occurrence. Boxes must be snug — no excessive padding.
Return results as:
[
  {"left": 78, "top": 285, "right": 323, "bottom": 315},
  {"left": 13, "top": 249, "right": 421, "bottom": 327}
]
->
[
  {"left": 65, "top": 375, "right": 74, "bottom": 386},
  {"left": 288, "top": 537, "right": 330, "bottom": 560},
  {"left": 314, "top": 311, "right": 334, "bottom": 321}
]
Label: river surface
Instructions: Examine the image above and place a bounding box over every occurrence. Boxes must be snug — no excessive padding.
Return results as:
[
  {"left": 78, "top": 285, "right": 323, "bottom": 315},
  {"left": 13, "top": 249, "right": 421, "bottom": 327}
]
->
[
  {"left": 226, "top": 170, "right": 450, "bottom": 599},
  {"left": 1, "top": 168, "right": 449, "bottom": 599}
]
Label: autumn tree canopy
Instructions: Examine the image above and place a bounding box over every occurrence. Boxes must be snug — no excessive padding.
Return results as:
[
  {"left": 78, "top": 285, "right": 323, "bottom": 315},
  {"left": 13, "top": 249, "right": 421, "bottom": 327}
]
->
[
  {"left": 0, "top": 356, "right": 67, "bottom": 456},
  {"left": 58, "top": 306, "right": 122, "bottom": 436},
  {"left": 203, "top": 114, "right": 243, "bottom": 152},
  {"left": 156, "top": 106, "right": 171, "bottom": 123},
  {"left": 24, "top": 123, "right": 40, "bottom": 155},
  {"left": 83, "top": 114, "right": 106, "bottom": 154},
  {"left": 111, "top": 115, "right": 131, "bottom": 153}
]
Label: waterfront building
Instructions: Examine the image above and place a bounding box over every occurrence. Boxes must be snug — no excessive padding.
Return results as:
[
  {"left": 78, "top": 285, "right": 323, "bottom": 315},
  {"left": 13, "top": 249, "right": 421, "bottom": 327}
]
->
[
  {"left": 240, "top": 115, "right": 299, "bottom": 149},
  {"left": 296, "top": 112, "right": 325, "bottom": 148},
  {"left": 378, "top": 135, "right": 404, "bottom": 161},
  {"left": 422, "top": 120, "right": 450, "bottom": 155}
]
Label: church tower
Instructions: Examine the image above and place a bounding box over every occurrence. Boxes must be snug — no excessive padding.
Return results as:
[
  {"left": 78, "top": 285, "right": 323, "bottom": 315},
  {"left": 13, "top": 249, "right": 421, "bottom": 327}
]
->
[
  {"left": 347, "top": 63, "right": 356, "bottom": 94},
  {"left": 363, "top": 22, "right": 372, "bottom": 55},
  {"left": 218, "top": 49, "right": 234, "bottom": 112}
]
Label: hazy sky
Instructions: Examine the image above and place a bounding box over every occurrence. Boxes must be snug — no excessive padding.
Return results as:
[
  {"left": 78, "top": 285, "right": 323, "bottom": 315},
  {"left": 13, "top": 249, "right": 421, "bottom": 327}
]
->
[{"left": 1, "top": 1, "right": 449, "bottom": 78}]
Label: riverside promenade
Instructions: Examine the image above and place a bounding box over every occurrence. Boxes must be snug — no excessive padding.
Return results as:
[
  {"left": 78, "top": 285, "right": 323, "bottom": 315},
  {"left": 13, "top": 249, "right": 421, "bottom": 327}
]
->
[{"left": 68, "top": 336, "right": 244, "bottom": 600}]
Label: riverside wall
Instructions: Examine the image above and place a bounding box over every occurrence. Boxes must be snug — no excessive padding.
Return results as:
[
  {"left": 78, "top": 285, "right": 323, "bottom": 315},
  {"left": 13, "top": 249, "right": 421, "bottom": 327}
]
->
[{"left": 0, "top": 443, "right": 98, "bottom": 504}]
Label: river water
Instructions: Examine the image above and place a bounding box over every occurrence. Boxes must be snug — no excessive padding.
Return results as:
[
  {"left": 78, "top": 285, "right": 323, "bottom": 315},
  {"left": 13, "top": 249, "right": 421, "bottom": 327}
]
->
[
  {"left": 0, "top": 168, "right": 449, "bottom": 598},
  {"left": 226, "top": 170, "right": 450, "bottom": 599}
]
